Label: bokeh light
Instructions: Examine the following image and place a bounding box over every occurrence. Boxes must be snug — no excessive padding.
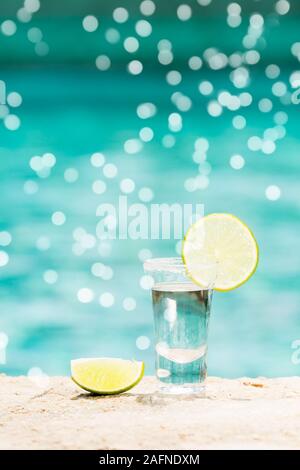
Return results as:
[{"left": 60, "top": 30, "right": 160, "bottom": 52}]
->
[
  {"left": 77, "top": 288, "right": 94, "bottom": 303},
  {"left": 82, "top": 15, "right": 99, "bottom": 32}
]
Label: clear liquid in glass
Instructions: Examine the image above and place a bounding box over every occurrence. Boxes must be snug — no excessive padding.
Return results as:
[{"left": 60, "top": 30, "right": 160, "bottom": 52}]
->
[{"left": 152, "top": 282, "right": 212, "bottom": 394}]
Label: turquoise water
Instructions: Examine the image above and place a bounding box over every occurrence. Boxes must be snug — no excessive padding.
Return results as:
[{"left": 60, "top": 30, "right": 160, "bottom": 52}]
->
[{"left": 0, "top": 66, "right": 300, "bottom": 378}]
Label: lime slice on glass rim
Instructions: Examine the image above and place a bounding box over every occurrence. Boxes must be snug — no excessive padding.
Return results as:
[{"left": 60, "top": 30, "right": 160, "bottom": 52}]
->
[
  {"left": 182, "top": 213, "right": 259, "bottom": 292},
  {"left": 71, "top": 358, "right": 144, "bottom": 395}
]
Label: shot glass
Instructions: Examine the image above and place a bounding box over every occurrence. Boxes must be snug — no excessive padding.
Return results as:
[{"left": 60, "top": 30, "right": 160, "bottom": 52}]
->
[{"left": 144, "top": 257, "right": 216, "bottom": 395}]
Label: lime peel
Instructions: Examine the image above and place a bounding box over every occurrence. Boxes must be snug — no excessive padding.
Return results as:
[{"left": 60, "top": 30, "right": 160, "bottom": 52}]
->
[
  {"left": 71, "top": 357, "right": 144, "bottom": 395},
  {"left": 182, "top": 213, "right": 259, "bottom": 292}
]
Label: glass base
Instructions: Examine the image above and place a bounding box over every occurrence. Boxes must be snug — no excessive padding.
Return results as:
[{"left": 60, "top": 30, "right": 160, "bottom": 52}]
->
[{"left": 158, "top": 382, "right": 205, "bottom": 396}]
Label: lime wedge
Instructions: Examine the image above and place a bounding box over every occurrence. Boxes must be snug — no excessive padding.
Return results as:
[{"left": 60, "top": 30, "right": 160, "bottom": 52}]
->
[
  {"left": 182, "top": 213, "right": 259, "bottom": 292},
  {"left": 71, "top": 358, "right": 144, "bottom": 395}
]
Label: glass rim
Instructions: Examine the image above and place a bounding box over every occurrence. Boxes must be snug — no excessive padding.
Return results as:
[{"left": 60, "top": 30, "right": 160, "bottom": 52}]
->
[
  {"left": 143, "top": 256, "right": 217, "bottom": 273},
  {"left": 144, "top": 257, "right": 185, "bottom": 273}
]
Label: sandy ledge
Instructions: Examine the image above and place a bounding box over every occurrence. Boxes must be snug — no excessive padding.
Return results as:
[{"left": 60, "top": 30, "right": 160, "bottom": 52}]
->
[{"left": 1, "top": 375, "right": 300, "bottom": 450}]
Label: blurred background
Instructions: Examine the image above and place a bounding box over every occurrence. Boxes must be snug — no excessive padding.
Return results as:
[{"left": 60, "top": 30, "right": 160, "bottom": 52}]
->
[{"left": 0, "top": 0, "right": 300, "bottom": 378}]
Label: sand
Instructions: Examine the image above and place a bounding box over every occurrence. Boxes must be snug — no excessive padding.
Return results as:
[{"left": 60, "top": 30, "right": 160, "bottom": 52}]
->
[{"left": 1, "top": 375, "right": 300, "bottom": 450}]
